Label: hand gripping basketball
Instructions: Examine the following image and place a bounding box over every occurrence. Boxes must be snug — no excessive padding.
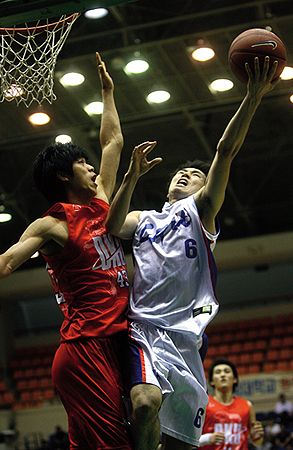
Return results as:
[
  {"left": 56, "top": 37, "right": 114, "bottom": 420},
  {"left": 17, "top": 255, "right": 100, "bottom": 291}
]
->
[{"left": 228, "top": 28, "right": 287, "bottom": 83}]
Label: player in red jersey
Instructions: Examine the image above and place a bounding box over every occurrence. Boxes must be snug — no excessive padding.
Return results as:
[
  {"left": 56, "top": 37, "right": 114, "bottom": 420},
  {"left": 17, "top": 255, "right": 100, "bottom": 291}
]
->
[
  {"left": 0, "top": 53, "right": 133, "bottom": 450},
  {"left": 199, "top": 358, "right": 264, "bottom": 450}
]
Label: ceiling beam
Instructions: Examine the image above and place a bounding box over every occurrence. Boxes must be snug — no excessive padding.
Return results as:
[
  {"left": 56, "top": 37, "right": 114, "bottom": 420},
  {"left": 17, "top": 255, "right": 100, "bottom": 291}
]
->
[{"left": 0, "top": 0, "right": 137, "bottom": 26}]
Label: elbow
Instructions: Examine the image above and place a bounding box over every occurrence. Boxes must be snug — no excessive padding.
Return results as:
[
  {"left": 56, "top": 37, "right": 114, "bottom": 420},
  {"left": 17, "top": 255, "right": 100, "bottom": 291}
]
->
[
  {"left": 217, "top": 139, "right": 239, "bottom": 159},
  {"left": 105, "top": 133, "right": 124, "bottom": 154},
  {"left": 105, "top": 221, "right": 113, "bottom": 235},
  {"left": 0, "top": 254, "right": 14, "bottom": 279},
  {"left": 105, "top": 220, "right": 119, "bottom": 237},
  {"left": 0, "top": 266, "right": 13, "bottom": 281},
  {"left": 116, "top": 133, "right": 124, "bottom": 152}
]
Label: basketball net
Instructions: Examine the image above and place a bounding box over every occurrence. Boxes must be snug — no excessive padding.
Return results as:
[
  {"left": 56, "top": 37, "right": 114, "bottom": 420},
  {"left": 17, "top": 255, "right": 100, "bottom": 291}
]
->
[{"left": 0, "top": 13, "right": 80, "bottom": 107}]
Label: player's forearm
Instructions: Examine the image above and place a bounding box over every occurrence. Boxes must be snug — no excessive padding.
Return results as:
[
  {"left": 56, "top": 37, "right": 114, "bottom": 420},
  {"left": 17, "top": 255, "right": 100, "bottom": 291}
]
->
[
  {"left": 105, "top": 172, "right": 138, "bottom": 237},
  {"left": 100, "top": 89, "right": 123, "bottom": 151},
  {"left": 216, "top": 92, "right": 260, "bottom": 159}
]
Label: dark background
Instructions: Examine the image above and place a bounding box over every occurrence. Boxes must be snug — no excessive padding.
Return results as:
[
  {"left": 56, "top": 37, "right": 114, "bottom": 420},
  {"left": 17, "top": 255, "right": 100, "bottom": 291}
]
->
[{"left": 0, "top": 0, "right": 292, "bottom": 271}]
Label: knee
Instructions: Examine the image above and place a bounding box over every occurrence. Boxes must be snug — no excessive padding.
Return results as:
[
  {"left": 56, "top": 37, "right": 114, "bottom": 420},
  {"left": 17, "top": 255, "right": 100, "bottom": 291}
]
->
[
  {"left": 134, "top": 393, "right": 160, "bottom": 414},
  {"left": 131, "top": 385, "right": 162, "bottom": 422},
  {"left": 133, "top": 397, "right": 160, "bottom": 423}
]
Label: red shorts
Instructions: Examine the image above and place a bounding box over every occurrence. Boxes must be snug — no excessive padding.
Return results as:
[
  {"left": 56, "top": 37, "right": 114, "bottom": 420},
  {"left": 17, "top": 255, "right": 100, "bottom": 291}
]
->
[{"left": 52, "top": 335, "right": 133, "bottom": 450}]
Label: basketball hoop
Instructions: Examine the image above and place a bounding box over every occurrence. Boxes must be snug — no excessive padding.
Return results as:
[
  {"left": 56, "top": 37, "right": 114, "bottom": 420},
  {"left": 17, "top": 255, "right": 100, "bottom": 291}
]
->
[{"left": 0, "top": 13, "right": 80, "bottom": 107}]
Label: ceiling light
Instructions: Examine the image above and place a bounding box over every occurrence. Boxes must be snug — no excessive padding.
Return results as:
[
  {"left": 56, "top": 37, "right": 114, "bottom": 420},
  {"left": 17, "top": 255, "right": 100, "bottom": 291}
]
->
[
  {"left": 84, "top": 101, "right": 103, "bottom": 115},
  {"left": 5, "top": 84, "right": 23, "bottom": 98},
  {"left": 0, "top": 213, "right": 12, "bottom": 223},
  {"left": 192, "top": 47, "right": 215, "bottom": 61},
  {"left": 84, "top": 8, "right": 108, "bottom": 19},
  {"left": 280, "top": 66, "right": 293, "bottom": 80},
  {"left": 60, "top": 72, "right": 85, "bottom": 86},
  {"left": 28, "top": 112, "right": 50, "bottom": 125},
  {"left": 147, "top": 90, "right": 171, "bottom": 103},
  {"left": 55, "top": 135, "right": 72, "bottom": 144},
  {"left": 290, "top": 94, "right": 293, "bottom": 104},
  {"left": 31, "top": 251, "right": 39, "bottom": 258},
  {"left": 210, "top": 79, "right": 234, "bottom": 92},
  {"left": 124, "top": 60, "right": 149, "bottom": 74}
]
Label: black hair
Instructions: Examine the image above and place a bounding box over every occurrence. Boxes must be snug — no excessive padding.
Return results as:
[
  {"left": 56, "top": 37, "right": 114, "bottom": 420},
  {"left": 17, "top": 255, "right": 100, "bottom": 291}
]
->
[
  {"left": 208, "top": 358, "right": 239, "bottom": 392},
  {"left": 33, "top": 142, "right": 90, "bottom": 205},
  {"left": 167, "top": 159, "right": 211, "bottom": 189}
]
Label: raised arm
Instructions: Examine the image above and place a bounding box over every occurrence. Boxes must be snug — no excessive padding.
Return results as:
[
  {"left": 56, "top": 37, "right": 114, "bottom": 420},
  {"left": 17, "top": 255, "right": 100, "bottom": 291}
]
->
[
  {"left": 196, "top": 56, "right": 279, "bottom": 233},
  {"left": 105, "top": 141, "right": 161, "bottom": 239},
  {"left": 95, "top": 52, "right": 124, "bottom": 202}
]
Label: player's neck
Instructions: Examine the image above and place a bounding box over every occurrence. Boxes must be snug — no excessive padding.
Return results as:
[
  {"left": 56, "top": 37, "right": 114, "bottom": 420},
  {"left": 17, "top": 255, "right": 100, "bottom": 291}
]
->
[
  {"left": 214, "top": 390, "right": 234, "bottom": 406},
  {"left": 67, "top": 191, "right": 93, "bottom": 206}
]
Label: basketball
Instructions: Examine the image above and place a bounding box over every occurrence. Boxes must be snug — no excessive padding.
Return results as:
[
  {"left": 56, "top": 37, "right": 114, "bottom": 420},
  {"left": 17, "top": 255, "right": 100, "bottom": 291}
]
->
[{"left": 228, "top": 28, "right": 287, "bottom": 83}]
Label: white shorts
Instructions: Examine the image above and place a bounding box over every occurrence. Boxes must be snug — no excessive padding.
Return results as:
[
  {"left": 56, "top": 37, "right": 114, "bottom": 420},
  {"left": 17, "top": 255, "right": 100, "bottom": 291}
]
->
[{"left": 127, "top": 321, "right": 209, "bottom": 447}]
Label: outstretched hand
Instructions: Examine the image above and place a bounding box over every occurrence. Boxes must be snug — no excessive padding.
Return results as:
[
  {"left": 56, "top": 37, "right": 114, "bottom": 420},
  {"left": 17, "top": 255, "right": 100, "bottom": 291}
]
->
[
  {"left": 128, "top": 141, "right": 162, "bottom": 179},
  {"left": 96, "top": 52, "right": 114, "bottom": 91},
  {"left": 245, "top": 56, "right": 280, "bottom": 99}
]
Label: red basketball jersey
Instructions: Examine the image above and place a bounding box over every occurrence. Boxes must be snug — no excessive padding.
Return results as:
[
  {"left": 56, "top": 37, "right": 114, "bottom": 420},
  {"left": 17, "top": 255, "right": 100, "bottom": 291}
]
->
[
  {"left": 201, "top": 395, "right": 250, "bottom": 450},
  {"left": 41, "top": 198, "right": 129, "bottom": 341}
]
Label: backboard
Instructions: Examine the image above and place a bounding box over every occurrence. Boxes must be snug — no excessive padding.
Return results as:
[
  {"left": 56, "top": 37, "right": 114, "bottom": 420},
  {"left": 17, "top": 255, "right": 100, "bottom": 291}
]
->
[{"left": 0, "top": 0, "right": 136, "bottom": 27}]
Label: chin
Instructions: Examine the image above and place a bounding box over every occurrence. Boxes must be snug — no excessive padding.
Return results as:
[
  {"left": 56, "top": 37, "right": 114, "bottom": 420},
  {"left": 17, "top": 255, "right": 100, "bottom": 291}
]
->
[{"left": 176, "top": 190, "right": 190, "bottom": 199}]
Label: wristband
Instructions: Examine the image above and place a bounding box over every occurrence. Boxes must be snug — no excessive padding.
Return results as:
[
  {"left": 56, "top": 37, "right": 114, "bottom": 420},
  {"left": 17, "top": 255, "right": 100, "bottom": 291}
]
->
[{"left": 199, "top": 434, "right": 212, "bottom": 446}]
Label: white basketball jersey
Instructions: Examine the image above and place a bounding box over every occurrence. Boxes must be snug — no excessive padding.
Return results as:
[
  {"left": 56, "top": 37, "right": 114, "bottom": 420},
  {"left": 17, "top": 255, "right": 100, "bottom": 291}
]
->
[{"left": 129, "top": 194, "right": 219, "bottom": 338}]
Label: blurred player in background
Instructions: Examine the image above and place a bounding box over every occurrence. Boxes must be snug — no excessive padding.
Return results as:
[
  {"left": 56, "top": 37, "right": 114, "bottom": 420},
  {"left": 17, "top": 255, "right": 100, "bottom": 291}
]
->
[{"left": 199, "top": 358, "right": 264, "bottom": 450}]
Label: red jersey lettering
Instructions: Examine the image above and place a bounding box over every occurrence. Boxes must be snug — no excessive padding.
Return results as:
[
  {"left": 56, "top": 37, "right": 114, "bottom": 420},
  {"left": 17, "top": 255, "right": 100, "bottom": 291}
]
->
[{"left": 41, "top": 198, "right": 129, "bottom": 341}]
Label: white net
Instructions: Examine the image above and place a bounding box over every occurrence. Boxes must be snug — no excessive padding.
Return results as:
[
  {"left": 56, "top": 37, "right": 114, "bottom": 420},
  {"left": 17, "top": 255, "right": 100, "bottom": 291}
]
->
[{"left": 0, "top": 13, "right": 80, "bottom": 107}]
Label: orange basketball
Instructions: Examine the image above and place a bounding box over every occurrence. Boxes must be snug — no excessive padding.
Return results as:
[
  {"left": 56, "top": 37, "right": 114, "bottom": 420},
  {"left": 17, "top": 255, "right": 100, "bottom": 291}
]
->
[{"left": 228, "top": 28, "right": 287, "bottom": 83}]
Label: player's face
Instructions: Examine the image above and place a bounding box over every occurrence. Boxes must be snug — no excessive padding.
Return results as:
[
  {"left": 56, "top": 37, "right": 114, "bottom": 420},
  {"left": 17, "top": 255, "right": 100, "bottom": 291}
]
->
[
  {"left": 70, "top": 158, "right": 98, "bottom": 198},
  {"left": 167, "top": 167, "right": 206, "bottom": 203},
  {"left": 211, "top": 364, "right": 237, "bottom": 392}
]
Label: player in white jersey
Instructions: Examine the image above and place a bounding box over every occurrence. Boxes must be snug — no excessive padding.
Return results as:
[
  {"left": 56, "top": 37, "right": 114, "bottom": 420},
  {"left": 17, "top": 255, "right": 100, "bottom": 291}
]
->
[
  {"left": 106, "top": 57, "right": 279, "bottom": 450},
  {"left": 129, "top": 193, "right": 219, "bottom": 334}
]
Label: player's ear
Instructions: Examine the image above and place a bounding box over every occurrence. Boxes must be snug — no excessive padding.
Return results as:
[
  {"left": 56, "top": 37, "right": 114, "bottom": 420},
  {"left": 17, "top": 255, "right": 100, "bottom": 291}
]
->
[{"left": 57, "top": 171, "right": 70, "bottom": 182}]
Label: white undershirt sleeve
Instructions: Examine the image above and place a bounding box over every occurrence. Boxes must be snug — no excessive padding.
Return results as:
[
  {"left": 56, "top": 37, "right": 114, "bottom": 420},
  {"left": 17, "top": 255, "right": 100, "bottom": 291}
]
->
[{"left": 199, "top": 434, "right": 212, "bottom": 446}]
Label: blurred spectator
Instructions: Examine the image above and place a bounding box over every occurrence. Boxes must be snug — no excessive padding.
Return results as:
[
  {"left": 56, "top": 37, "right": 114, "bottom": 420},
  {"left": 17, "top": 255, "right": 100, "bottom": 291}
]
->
[
  {"left": 0, "top": 420, "right": 19, "bottom": 450},
  {"left": 39, "top": 439, "right": 49, "bottom": 450},
  {"left": 49, "top": 426, "right": 69, "bottom": 450},
  {"left": 263, "top": 416, "right": 282, "bottom": 450},
  {"left": 274, "top": 423, "right": 293, "bottom": 450},
  {"left": 274, "top": 395, "right": 293, "bottom": 426}
]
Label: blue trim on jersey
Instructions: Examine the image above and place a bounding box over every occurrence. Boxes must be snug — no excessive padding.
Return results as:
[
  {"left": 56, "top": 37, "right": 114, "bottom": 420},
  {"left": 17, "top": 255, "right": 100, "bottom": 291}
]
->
[
  {"left": 121, "top": 336, "right": 144, "bottom": 391},
  {"left": 201, "top": 216, "right": 220, "bottom": 291},
  {"left": 199, "top": 333, "right": 208, "bottom": 362}
]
